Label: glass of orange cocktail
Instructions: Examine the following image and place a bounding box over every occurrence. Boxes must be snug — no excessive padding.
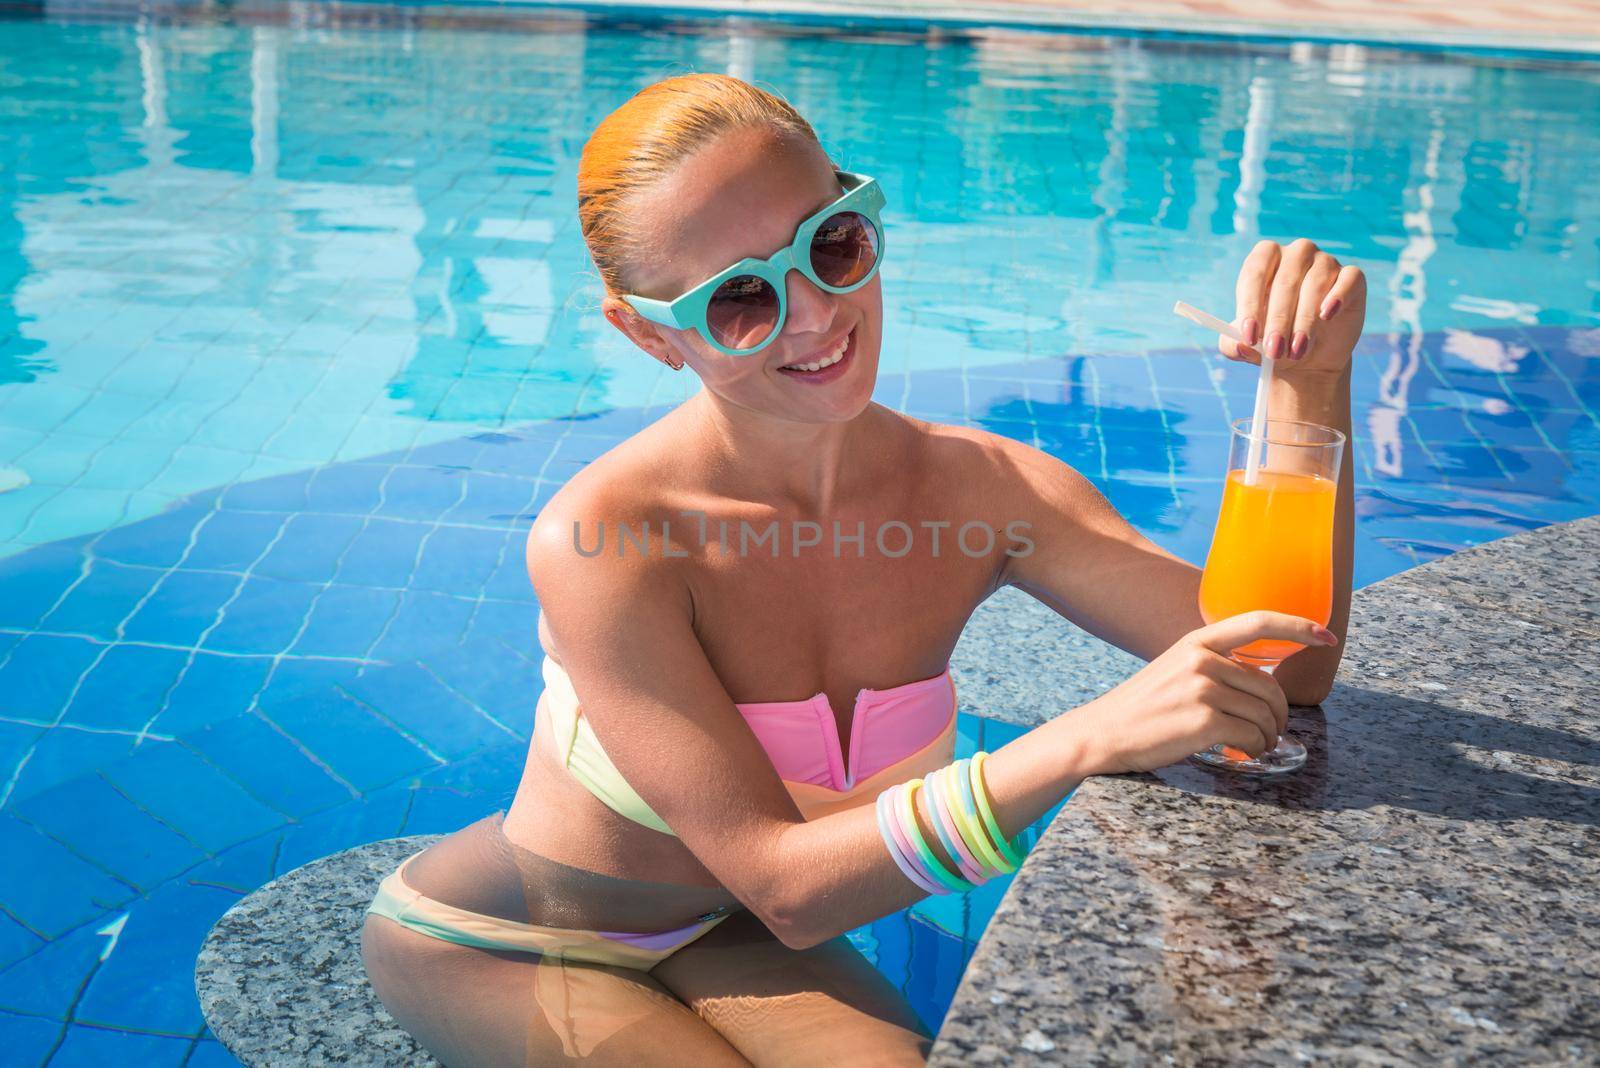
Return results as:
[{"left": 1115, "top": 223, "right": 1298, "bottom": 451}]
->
[{"left": 1191, "top": 417, "right": 1345, "bottom": 775}]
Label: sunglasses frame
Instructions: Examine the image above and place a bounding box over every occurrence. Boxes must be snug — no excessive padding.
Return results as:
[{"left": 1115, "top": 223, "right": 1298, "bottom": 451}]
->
[{"left": 621, "top": 169, "right": 886, "bottom": 357}]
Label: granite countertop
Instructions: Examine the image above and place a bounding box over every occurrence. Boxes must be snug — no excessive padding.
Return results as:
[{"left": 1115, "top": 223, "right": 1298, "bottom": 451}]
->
[{"left": 932, "top": 515, "right": 1600, "bottom": 1066}]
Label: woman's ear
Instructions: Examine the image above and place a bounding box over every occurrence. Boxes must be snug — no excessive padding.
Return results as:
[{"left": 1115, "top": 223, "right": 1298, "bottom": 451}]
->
[{"left": 601, "top": 295, "right": 684, "bottom": 370}]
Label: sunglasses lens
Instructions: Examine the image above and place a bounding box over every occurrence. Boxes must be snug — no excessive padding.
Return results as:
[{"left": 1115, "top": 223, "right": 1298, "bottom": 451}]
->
[
  {"left": 810, "top": 211, "right": 879, "bottom": 289},
  {"left": 706, "top": 274, "right": 780, "bottom": 351}
]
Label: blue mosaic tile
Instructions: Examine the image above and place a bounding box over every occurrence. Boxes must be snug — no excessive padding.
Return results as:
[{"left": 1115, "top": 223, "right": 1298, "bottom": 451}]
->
[
  {"left": 75, "top": 880, "right": 240, "bottom": 1036},
  {"left": 202, "top": 577, "right": 320, "bottom": 656},
  {"left": 184, "top": 834, "right": 282, "bottom": 897},
  {"left": 0, "top": 719, "right": 44, "bottom": 785},
  {"left": 339, "top": 661, "right": 523, "bottom": 760},
  {"left": 121, "top": 570, "right": 239, "bottom": 648},
  {"left": 287, "top": 584, "right": 401, "bottom": 660},
  {"left": 182, "top": 510, "right": 288, "bottom": 572},
  {"left": 217, "top": 472, "right": 310, "bottom": 514},
  {"left": 0, "top": 919, "right": 104, "bottom": 1021},
  {"left": 0, "top": 634, "right": 102, "bottom": 721},
  {"left": 481, "top": 540, "right": 538, "bottom": 602},
  {"left": 398, "top": 778, "right": 510, "bottom": 836},
  {"left": 3, "top": 729, "right": 142, "bottom": 810},
  {"left": 469, "top": 433, "right": 566, "bottom": 478},
  {"left": 141, "top": 652, "right": 272, "bottom": 738},
  {"left": 301, "top": 462, "right": 387, "bottom": 516},
  {"left": 184, "top": 1037, "right": 242, "bottom": 1068},
  {"left": 1148, "top": 352, "right": 1229, "bottom": 393},
  {"left": 0, "top": 1009, "right": 61, "bottom": 1066},
  {"left": 181, "top": 714, "right": 353, "bottom": 819},
  {"left": 401, "top": 431, "right": 486, "bottom": 471},
  {"left": 417, "top": 652, "right": 536, "bottom": 736},
  {"left": 91, "top": 503, "right": 216, "bottom": 571},
  {"left": 99, "top": 745, "right": 282, "bottom": 854},
  {"left": 37, "top": 560, "right": 154, "bottom": 643},
  {"left": 447, "top": 471, "right": 540, "bottom": 527},
  {"left": 411, "top": 738, "right": 522, "bottom": 794},
  {"left": 271, "top": 784, "right": 415, "bottom": 877},
  {"left": 374, "top": 464, "right": 468, "bottom": 521},
  {"left": 368, "top": 589, "right": 475, "bottom": 663},
  {"left": 48, "top": 1024, "right": 191, "bottom": 1067},
  {"left": 64, "top": 644, "right": 191, "bottom": 733},
  {"left": 259, "top": 687, "right": 442, "bottom": 794},
  {"left": 409, "top": 523, "right": 503, "bottom": 594},
  {"left": 332, "top": 517, "right": 430, "bottom": 589},
  {"left": 0, "top": 910, "right": 44, "bottom": 974},
  {"left": 253, "top": 513, "right": 365, "bottom": 585},
  {"left": 11, "top": 777, "right": 206, "bottom": 892},
  {"left": 78, "top": 444, "right": 173, "bottom": 493}
]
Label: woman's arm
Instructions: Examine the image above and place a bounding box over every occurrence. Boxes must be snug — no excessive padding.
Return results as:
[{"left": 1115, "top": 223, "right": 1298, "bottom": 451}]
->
[
  {"left": 528, "top": 496, "right": 1331, "bottom": 950},
  {"left": 1000, "top": 238, "right": 1364, "bottom": 705}
]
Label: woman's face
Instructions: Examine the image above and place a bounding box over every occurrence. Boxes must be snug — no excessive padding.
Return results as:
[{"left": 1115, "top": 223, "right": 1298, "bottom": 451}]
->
[{"left": 602, "top": 126, "right": 883, "bottom": 424}]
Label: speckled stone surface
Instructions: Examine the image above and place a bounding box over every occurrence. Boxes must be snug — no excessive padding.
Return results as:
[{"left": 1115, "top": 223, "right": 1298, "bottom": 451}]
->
[
  {"left": 931, "top": 515, "right": 1600, "bottom": 1066},
  {"left": 952, "top": 586, "right": 1143, "bottom": 727},
  {"left": 197, "top": 835, "right": 443, "bottom": 1067}
]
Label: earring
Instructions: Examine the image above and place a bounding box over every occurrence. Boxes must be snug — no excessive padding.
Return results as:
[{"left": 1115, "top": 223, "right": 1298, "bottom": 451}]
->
[{"left": 666, "top": 356, "right": 684, "bottom": 371}]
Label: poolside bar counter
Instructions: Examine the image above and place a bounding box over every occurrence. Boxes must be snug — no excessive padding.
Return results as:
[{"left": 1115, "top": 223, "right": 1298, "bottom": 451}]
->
[{"left": 932, "top": 516, "right": 1600, "bottom": 1065}]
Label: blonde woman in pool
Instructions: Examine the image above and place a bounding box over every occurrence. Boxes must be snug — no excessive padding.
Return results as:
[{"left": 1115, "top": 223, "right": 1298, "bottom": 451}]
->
[{"left": 361, "top": 73, "right": 1362, "bottom": 1067}]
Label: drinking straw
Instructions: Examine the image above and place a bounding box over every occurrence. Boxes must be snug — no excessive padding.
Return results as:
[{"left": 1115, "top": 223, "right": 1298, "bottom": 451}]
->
[{"left": 1172, "top": 301, "right": 1271, "bottom": 485}]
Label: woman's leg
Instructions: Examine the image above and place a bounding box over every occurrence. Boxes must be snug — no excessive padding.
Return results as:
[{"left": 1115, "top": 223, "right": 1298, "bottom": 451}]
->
[
  {"left": 649, "top": 910, "right": 931, "bottom": 1067},
  {"left": 361, "top": 914, "right": 751, "bottom": 1067}
]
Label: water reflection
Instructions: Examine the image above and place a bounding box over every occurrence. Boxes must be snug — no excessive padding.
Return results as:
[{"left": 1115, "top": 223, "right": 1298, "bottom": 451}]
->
[{"left": 0, "top": 8, "right": 1595, "bottom": 558}]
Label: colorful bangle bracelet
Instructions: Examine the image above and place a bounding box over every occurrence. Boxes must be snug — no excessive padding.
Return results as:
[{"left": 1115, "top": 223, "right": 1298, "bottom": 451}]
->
[
  {"left": 923, "top": 765, "right": 989, "bottom": 884},
  {"left": 893, "top": 786, "right": 961, "bottom": 895},
  {"left": 876, "top": 787, "right": 945, "bottom": 896},
  {"left": 970, "top": 752, "right": 1026, "bottom": 869},
  {"left": 933, "top": 764, "right": 995, "bottom": 884},
  {"left": 886, "top": 783, "right": 960, "bottom": 895},
  {"left": 947, "top": 756, "right": 1012, "bottom": 876},
  {"left": 897, "top": 779, "right": 973, "bottom": 894}
]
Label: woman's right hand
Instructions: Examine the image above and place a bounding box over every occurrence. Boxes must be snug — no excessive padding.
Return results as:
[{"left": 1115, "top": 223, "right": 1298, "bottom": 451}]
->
[{"left": 1076, "top": 611, "right": 1339, "bottom": 775}]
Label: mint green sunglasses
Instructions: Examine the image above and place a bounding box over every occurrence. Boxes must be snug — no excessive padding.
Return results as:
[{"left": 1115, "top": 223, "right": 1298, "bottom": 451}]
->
[{"left": 622, "top": 170, "right": 886, "bottom": 357}]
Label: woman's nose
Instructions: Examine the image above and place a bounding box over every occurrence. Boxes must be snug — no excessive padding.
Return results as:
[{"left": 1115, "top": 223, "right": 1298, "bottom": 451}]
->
[{"left": 782, "top": 269, "right": 835, "bottom": 335}]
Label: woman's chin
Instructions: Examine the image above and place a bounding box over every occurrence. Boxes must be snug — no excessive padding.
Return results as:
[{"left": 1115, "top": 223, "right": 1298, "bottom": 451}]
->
[{"left": 779, "top": 333, "right": 880, "bottom": 419}]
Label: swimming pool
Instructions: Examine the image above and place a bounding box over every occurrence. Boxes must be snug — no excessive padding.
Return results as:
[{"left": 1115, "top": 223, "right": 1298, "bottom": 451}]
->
[{"left": 1, "top": 2, "right": 1597, "bottom": 1062}]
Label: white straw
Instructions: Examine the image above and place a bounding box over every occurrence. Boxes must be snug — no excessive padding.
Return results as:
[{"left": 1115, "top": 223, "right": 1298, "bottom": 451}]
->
[
  {"left": 1172, "top": 300, "right": 1246, "bottom": 343},
  {"left": 1245, "top": 358, "right": 1272, "bottom": 485},
  {"left": 1172, "top": 300, "right": 1270, "bottom": 484}
]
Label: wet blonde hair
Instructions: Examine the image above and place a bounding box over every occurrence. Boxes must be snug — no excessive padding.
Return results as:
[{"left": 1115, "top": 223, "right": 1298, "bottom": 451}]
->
[{"left": 577, "top": 73, "right": 826, "bottom": 297}]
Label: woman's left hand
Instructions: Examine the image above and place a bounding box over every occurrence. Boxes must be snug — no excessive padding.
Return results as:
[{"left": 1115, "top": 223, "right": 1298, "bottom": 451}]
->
[{"left": 1220, "top": 238, "right": 1366, "bottom": 376}]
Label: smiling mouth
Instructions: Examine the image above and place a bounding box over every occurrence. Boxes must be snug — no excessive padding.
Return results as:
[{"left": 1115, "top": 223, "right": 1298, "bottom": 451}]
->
[{"left": 779, "top": 327, "right": 853, "bottom": 374}]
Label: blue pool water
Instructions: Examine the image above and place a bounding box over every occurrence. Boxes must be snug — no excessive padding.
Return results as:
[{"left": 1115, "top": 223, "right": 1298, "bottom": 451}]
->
[{"left": 1, "top": 2, "right": 1598, "bottom": 1063}]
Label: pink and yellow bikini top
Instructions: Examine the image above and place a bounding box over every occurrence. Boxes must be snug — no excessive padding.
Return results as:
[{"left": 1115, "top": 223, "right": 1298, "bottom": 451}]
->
[{"left": 539, "top": 655, "right": 958, "bottom": 835}]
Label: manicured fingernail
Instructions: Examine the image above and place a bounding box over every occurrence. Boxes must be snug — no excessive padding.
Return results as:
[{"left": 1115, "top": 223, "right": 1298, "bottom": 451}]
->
[
  {"left": 1291, "top": 331, "right": 1309, "bottom": 359},
  {"left": 1320, "top": 297, "right": 1341, "bottom": 321},
  {"left": 1243, "top": 318, "right": 1260, "bottom": 345},
  {"left": 1313, "top": 626, "right": 1338, "bottom": 645},
  {"left": 1265, "top": 332, "right": 1285, "bottom": 359}
]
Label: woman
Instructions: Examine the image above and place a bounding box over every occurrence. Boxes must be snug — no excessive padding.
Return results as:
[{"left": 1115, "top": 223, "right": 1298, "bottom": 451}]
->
[{"left": 361, "top": 73, "right": 1361, "bottom": 1067}]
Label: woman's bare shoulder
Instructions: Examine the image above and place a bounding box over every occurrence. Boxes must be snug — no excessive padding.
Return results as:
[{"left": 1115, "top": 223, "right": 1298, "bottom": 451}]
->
[
  {"left": 895, "top": 409, "right": 1088, "bottom": 490},
  {"left": 523, "top": 419, "right": 697, "bottom": 614}
]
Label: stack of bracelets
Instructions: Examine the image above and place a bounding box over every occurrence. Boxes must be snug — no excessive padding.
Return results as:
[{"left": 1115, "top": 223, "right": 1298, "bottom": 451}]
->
[{"left": 873, "top": 751, "right": 1026, "bottom": 895}]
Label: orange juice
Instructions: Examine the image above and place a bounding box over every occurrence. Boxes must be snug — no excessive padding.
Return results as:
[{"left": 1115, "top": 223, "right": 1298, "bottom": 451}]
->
[{"left": 1198, "top": 468, "right": 1337, "bottom": 664}]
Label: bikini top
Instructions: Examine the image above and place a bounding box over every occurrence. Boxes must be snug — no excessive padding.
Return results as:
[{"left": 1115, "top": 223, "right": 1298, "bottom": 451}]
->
[{"left": 539, "top": 654, "right": 958, "bottom": 835}]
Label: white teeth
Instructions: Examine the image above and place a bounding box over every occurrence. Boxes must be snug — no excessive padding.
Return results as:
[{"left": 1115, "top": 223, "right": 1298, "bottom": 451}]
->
[{"left": 784, "top": 332, "right": 850, "bottom": 372}]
